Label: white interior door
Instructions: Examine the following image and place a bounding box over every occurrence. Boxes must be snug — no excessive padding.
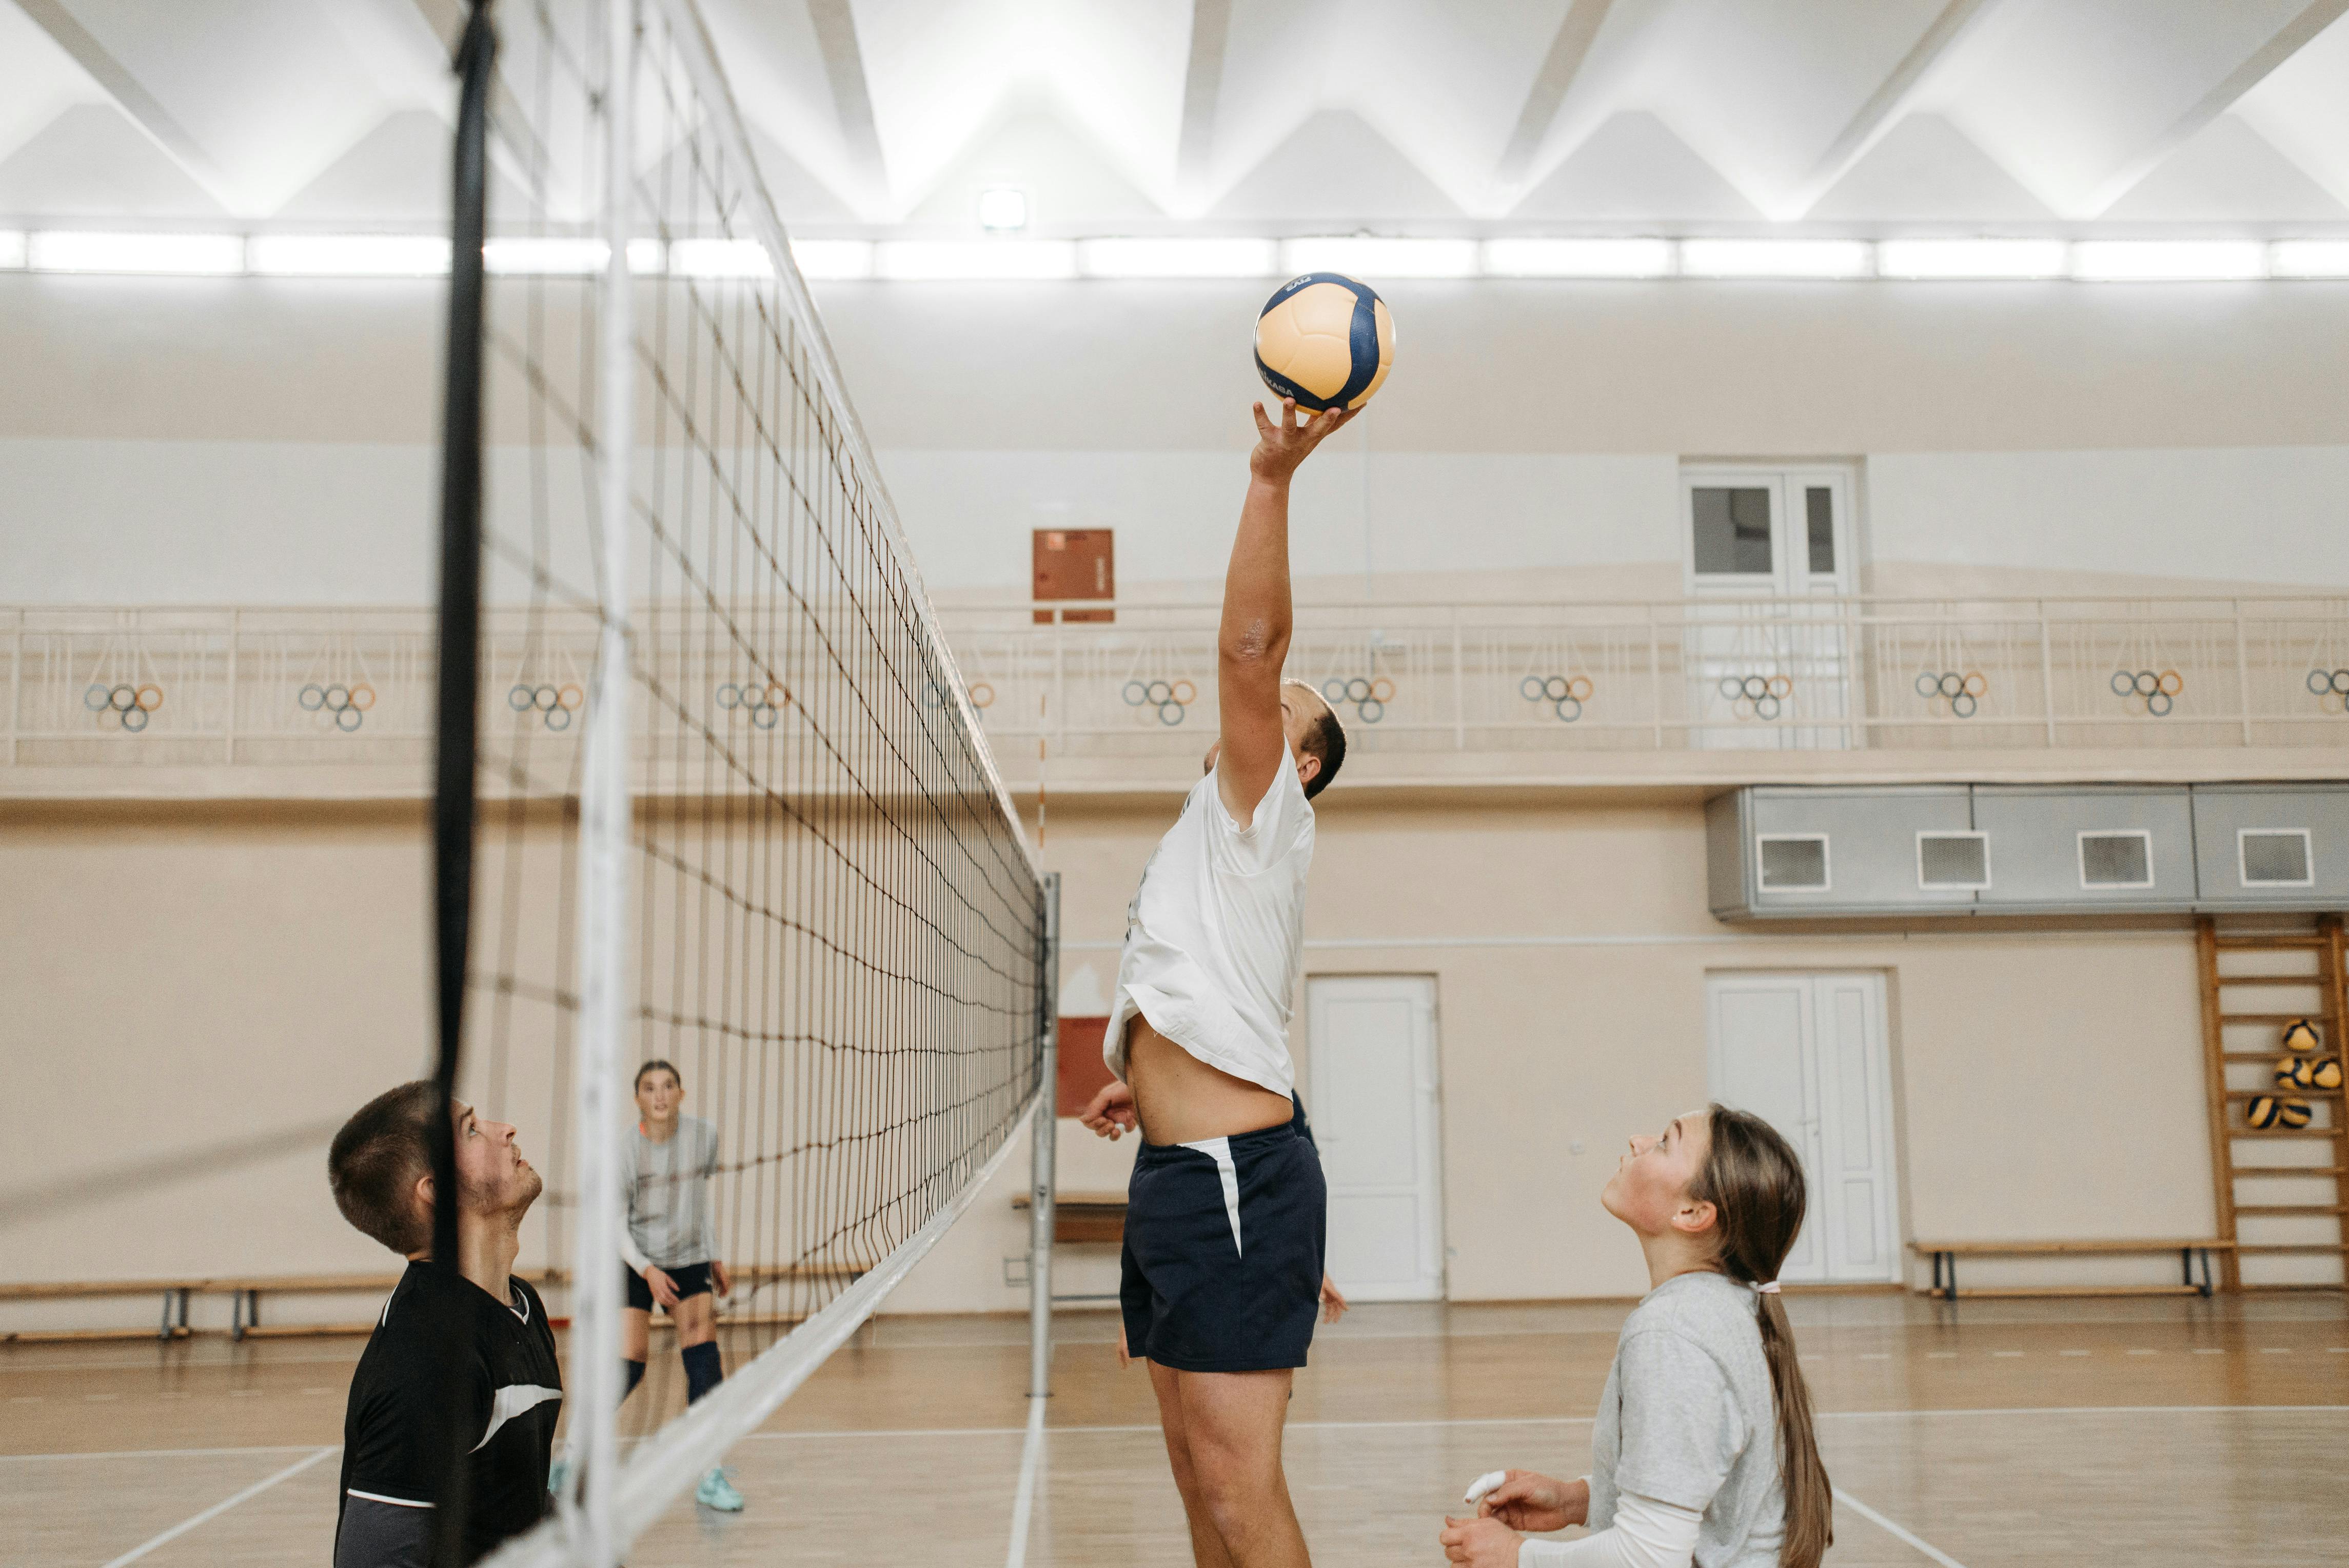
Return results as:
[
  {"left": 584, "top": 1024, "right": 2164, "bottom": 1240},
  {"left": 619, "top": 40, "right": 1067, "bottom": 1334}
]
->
[
  {"left": 1684, "top": 465, "right": 1856, "bottom": 750},
  {"left": 1308, "top": 975, "right": 1444, "bottom": 1301},
  {"left": 1705, "top": 971, "right": 1897, "bottom": 1284}
]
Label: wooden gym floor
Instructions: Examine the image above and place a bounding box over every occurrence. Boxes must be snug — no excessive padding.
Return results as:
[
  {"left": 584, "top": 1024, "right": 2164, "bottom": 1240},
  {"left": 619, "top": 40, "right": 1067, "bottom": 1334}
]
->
[{"left": 4, "top": 1292, "right": 2345, "bottom": 1567}]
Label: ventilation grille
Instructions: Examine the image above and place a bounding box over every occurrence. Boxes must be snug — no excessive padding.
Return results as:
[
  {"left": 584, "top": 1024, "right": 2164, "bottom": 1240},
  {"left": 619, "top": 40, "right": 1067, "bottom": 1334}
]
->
[
  {"left": 1758, "top": 836, "right": 1829, "bottom": 890},
  {"left": 2240, "top": 829, "right": 2314, "bottom": 887},
  {"left": 2079, "top": 831, "right": 2154, "bottom": 889},
  {"left": 1918, "top": 833, "right": 1989, "bottom": 889}
]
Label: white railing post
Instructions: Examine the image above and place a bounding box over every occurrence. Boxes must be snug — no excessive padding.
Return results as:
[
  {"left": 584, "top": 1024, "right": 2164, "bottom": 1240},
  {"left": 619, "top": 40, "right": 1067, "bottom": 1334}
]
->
[
  {"left": 6, "top": 615, "right": 20, "bottom": 767},
  {"left": 2232, "top": 598, "right": 2253, "bottom": 745},
  {"left": 1648, "top": 603, "right": 1665, "bottom": 749},
  {"left": 1450, "top": 606, "right": 1465, "bottom": 751},
  {"left": 224, "top": 609, "right": 241, "bottom": 764},
  {"left": 2037, "top": 600, "right": 2058, "bottom": 748}
]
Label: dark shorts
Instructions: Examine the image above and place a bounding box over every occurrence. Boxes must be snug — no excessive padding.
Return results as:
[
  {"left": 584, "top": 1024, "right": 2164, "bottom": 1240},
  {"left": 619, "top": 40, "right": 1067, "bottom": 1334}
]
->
[
  {"left": 1120, "top": 1097, "right": 1327, "bottom": 1373},
  {"left": 623, "top": 1260, "right": 714, "bottom": 1313}
]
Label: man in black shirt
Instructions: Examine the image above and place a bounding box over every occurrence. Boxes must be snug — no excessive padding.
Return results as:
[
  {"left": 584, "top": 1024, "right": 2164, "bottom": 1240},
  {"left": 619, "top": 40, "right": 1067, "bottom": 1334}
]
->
[{"left": 328, "top": 1082, "right": 560, "bottom": 1566}]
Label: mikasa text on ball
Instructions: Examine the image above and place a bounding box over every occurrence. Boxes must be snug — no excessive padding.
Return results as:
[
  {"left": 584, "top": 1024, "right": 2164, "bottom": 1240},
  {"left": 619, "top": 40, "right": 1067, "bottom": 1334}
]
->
[{"left": 1254, "top": 272, "right": 1395, "bottom": 412}]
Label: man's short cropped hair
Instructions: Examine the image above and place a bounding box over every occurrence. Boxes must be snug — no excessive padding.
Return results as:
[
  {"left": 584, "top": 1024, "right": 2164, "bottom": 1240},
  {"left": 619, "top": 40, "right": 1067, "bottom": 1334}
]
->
[
  {"left": 329, "top": 1080, "right": 438, "bottom": 1255},
  {"left": 1286, "top": 681, "right": 1346, "bottom": 800}
]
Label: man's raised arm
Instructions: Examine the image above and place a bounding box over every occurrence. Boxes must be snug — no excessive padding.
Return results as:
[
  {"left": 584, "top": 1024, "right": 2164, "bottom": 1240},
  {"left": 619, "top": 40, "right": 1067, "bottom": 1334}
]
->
[{"left": 1217, "top": 398, "right": 1354, "bottom": 822}]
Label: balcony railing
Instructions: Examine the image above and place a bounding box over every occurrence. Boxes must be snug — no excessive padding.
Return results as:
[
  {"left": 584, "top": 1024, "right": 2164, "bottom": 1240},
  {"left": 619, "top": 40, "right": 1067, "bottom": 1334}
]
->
[{"left": 6, "top": 597, "right": 2348, "bottom": 780}]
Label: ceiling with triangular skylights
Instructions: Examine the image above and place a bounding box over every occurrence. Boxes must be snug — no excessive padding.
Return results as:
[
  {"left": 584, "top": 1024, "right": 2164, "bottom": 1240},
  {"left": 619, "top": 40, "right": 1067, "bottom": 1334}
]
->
[{"left": 5, "top": 0, "right": 2349, "bottom": 234}]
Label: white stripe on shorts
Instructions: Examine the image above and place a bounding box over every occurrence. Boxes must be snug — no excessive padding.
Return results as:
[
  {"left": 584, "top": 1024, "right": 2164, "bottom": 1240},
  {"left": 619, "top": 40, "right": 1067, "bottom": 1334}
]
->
[{"left": 1178, "top": 1136, "right": 1243, "bottom": 1258}]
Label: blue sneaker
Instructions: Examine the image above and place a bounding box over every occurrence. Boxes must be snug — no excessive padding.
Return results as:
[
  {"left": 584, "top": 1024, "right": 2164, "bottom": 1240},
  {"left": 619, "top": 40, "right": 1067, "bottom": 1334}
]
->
[
  {"left": 695, "top": 1467, "right": 744, "bottom": 1513},
  {"left": 547, "top": 1457, "right": 569, "bottom": 1497}
]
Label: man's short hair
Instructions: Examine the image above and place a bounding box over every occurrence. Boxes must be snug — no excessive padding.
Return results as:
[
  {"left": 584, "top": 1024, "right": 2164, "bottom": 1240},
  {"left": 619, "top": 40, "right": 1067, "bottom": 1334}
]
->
[
  {"left": 1287, "top": 681, "right": 1346, "bottom": 800},
  {"left": 329, "top": 1080, "right": 437, "bottom": 1255}
]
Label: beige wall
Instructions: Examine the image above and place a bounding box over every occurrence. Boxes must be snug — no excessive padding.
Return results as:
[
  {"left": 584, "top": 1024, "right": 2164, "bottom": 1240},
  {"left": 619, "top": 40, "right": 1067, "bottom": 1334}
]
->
[{"left": 0, "top": 790, "right": 2229, "bottom": 1331}]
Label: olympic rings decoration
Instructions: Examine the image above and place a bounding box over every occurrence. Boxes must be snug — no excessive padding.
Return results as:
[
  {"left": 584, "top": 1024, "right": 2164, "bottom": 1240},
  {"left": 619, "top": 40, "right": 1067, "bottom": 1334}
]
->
[
  {"left": 294, "top": 681, "right": 377, "bottom": 731},
  {"left": 2305, "top": 669, "right": 2349, "bottom": 713},
  {"left": 969, "top": 682, "right": 995, "bottom": 710},
  {"left": 1520, "top": 672, "right": 1595, "bottom": 724},
  {"left": 717, "top": 679, "right": 792, "bottom": 728},
  {"left": 1321, "top": 673, "right": 1394, "bottom": 726},
  {"left": 1916, "top": 670, "right": 1986, "bottom": 721},
  {"left": 2109, "top": 667, "right": 2184, "bottom": 719},
  {"left": 84, "top": 682, "right": 164, "bottom": 732},
  {"left": 1126, "top": 674, "right": 1201, "bottom": 727},
  {"left": 1714, "top": 672, "right": 1790, "bottom": 721}
]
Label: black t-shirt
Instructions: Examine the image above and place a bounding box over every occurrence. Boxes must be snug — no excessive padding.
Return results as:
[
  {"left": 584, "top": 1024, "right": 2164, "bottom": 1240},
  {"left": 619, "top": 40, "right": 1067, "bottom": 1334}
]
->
[{"left": 336, "top": 1262, "right": 562, "bottom": 1565}]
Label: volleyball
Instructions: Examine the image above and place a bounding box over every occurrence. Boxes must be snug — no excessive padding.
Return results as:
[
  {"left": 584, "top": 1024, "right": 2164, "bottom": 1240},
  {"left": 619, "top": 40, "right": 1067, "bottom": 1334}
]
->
[
  {"left": 2281, "top": 1018, "right": 2320, "bottom": 1052},
  {"left": 2275, "top": 1056, "right": 2314, "bottom": 1090},
  {"left": 1254, "top": 272, "right": 1395, "bottom": 413},
  {"left": 2247, "top": 1096, "right": 2283, "bottom": 1129},
  {"left": 2313, "top": 1058, "right": 2342, "bottom": 1090}
]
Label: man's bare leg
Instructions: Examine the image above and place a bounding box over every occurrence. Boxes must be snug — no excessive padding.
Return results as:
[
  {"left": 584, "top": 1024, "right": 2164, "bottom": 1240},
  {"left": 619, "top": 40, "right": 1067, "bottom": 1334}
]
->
[
  {"left": 1175, "top": 1366, "right": 1309, "bottom": 1568},
  {"left": 1150, "top": 1359, "right": 1238, "bottom": 1568}
]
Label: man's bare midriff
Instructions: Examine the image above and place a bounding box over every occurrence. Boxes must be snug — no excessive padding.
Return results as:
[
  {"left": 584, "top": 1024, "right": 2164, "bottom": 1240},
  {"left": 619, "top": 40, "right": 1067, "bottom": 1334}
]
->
[{"left": 1126, "top": 1016, "right": 1295, "bottom": 1145}]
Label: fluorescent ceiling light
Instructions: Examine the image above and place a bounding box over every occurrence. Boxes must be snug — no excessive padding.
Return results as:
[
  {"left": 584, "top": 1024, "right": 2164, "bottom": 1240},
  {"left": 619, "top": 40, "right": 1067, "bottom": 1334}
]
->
[
  {"left": 876, "top": 240, "right": 1078, "bottom": 281},
  {"left": 29, "top": 231, "right": 245, "bottom": 275},
  {"left": 2070, "top": 241, "right": 2264, "bottom": 281},
  {"left": 1483, "top": 237, "right": 1672, "bottom": 278},
  {"left": 791, "top": 240, "right": 875, "bottom": 281},
  {"left": 1281, "top": 236, "right": 1478, "bottom": 278},
  {"left": 249, "top": 234, "right": 450, "bottom": 277},
  {"left": 977, "top": 187, "right": 1029, "bottom": 232},
  {"left": 2271, "top": 241, "right": 2349, "bottom": 279},
  {"left": 0, "top": 231, "right": 24, "bottom": 270},
  {"left": 482, "top": 236, "right": 664, "bottom": 275},
  {"left": 670, "top": 237, "right": 772, "bottom": 278},
  {"left": 1679, "top": 239, "right": 1872, "bottom": 279},
  {"left": 1877, "top": 239, "right": 2067, "bottom": 279},
  {"left": 1077, "top": 237, "right": 1278, "bottom": 278}
]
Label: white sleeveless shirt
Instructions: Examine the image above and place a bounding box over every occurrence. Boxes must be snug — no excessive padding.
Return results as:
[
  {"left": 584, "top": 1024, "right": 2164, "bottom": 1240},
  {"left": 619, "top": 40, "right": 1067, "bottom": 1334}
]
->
[{"left": 1103, "top": 748, "right": 1316, "bottom": 1097}]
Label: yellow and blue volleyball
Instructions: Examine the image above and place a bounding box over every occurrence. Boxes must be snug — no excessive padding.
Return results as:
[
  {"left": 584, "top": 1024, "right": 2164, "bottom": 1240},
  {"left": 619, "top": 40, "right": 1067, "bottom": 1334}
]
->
[
  {"left": 2247, "top": 1095, "right": 2283, "bottom": 1129},
  {"left": 2281, "top": 1018, "right": 2320, "bottom": 1052},
  {"left": 2313, "top": 1058, "right": 2342, "bottom": 1090},
  {"left": 1254, "top": 272, "right": 1394, "bottom": 413},
  {"left": 2278, "top": 1099, "right": 2313, "bottom": 1128},
  {"left": 2276, "top": 1056, "right": 2315, "bottom": 1089}
]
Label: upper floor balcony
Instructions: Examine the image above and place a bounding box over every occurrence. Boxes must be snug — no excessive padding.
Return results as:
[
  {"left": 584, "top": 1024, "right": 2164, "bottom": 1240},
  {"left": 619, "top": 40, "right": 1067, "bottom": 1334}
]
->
[{"left": 6, "top": 595, "right": 2346, "bottom": 802}]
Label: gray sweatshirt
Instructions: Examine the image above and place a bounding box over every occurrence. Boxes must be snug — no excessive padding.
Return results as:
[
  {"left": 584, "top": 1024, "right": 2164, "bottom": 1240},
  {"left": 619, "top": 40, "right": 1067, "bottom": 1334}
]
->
[{"left": 618, "top": 1115, "right": 720, "bottom": 1273}]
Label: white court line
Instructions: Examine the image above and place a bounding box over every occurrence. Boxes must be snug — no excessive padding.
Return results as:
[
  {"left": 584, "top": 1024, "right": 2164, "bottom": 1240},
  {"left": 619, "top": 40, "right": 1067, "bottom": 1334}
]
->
[
  {"left": 12, "top": 1404, "right": 2347, "bottom": 1465},
  {"left": 1835, "top": 1488, "right": 1969, "bottom": 1568},
  {"left": 97, "top": 1445, "right": 337, "bottom": 1568},
  {"left": 1003, "top": 1397, "right": 1047, "bottom": 1568}
]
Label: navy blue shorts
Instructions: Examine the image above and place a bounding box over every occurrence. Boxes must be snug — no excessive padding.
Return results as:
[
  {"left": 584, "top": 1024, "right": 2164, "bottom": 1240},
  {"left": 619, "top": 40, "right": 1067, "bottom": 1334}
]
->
[
  {"left": 623, "top": 1260, "right": 713, "bottom": 1313},
  {"left": 1120, "top": 1098, "right": 1327, "bottom": 1373}
]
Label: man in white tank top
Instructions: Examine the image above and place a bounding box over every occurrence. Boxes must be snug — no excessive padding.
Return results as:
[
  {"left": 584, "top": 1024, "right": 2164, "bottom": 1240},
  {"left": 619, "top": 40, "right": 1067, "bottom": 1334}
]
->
[{"left": 1078, "top": 396, "right": 1353, "bottom": 1568}]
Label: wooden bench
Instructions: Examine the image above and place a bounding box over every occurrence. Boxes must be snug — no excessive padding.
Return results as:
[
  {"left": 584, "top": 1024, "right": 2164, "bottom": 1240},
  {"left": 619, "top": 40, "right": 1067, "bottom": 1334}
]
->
[
  {"left": 0, "top": 1268, "right": 569, "bottom": 1343},
  {"left": 1013, "top": 1190, "right": 1128, "bottom": 1245},
  {"left": 1909, "top": 1240, "right": 2234, "bottom": 1300}
]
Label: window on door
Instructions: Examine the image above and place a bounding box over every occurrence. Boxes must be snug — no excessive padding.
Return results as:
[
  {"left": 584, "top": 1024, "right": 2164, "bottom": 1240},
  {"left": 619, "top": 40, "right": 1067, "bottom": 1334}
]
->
[{"left": 1684, "top": 466, "right": 1853, "bottom": 596}]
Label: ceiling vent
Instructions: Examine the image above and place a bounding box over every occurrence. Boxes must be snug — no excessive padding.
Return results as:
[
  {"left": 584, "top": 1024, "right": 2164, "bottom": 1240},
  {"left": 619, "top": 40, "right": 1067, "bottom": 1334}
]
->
[
  {"left": 2078, "top": 830, "right": 2155, "bottom": 889},
  {"left": 2240, "top": 829, "right": 2314, "bottom": 887}
]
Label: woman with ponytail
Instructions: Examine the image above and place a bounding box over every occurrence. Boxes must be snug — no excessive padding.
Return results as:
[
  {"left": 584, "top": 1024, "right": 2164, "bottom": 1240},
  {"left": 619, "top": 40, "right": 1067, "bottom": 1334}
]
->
[{"left": 1439, "top": 1105, "right": 1833, "bottom": 1568}]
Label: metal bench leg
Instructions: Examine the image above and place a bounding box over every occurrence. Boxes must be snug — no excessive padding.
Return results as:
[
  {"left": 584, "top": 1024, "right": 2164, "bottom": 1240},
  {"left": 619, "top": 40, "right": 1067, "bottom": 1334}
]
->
[{"left": 159, "top": 1290, "right": 174, "bottom": 1342}]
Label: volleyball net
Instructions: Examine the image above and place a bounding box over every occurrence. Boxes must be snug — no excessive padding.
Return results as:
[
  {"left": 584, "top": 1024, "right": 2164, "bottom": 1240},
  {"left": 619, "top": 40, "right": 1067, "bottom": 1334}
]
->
[{"left": 430, "top": 4, "right": 1054, "bottom": 1563}]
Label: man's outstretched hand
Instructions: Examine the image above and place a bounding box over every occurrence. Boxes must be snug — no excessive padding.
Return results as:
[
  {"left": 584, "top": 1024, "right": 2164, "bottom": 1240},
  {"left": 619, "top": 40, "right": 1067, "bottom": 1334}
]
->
[
  {"left": 1249, "top": 398, "right": 1357, "bottom": 485},
  {"left": 1079, "top": 1080, "right": 1139, "bottom": 1140}
]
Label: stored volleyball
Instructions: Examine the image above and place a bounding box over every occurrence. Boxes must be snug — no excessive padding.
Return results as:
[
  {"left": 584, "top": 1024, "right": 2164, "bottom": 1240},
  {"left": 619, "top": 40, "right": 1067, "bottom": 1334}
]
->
[
  {"left": 2281, "top": 1018, "right": 2320, "bottom": 1052},
  {"left": 2275, "top": 1056, "right": 2315, "bottom": 1090},
  {"left": 1254, "top": 272, "right": 1394, "bottom": 413},
  {"left": 2313, "top": 1058, "right": 2342, "bottom": 1090},
  {"left": 2247, "top": 1096, "right": 2283, "bottom": 1129}
]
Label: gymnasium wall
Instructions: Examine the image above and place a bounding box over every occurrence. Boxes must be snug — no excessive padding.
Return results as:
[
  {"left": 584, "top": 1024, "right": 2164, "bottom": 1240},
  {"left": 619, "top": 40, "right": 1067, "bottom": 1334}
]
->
[
  {"left": 0, "top": 791, "right": 2221, "bottom": 1329},
  {"left": 5, "top": 275, "right": 2349, "bottom": 608}
]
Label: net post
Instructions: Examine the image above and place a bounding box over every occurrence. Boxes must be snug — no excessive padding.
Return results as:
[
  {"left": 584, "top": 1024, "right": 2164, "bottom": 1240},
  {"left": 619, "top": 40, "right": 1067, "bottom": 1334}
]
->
[
  {"left": 563, "top": 4, "right": 637, "bottom": 1566},
  {"left": 1029, "top": 871, "right": 1061, "bottom": 1401}
]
